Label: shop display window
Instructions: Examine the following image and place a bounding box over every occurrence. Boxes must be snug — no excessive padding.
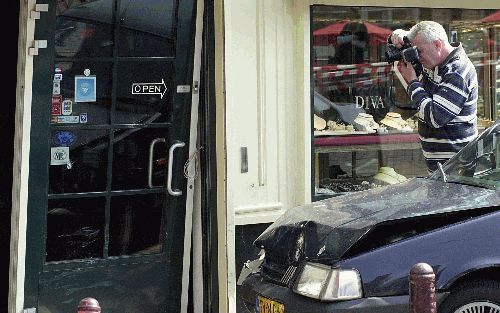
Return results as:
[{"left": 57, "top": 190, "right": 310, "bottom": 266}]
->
[{"left": 311, "top": 6, "right": 500, "bottom": 200}]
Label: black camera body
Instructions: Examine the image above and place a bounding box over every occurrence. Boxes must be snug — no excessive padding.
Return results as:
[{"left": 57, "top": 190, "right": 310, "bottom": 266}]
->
[{"left": 385, "top": 36, "right": 423, "bottom": 77}]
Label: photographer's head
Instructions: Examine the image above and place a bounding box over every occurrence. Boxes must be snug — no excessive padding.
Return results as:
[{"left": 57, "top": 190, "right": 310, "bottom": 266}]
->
[{"left": 407, "top": 21, "right": 454, "bottom": 69}]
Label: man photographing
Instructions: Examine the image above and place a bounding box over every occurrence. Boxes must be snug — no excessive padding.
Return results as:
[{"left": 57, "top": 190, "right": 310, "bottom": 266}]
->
[{"left": 388, "top": 21, "right": 478, "bottom": 172}]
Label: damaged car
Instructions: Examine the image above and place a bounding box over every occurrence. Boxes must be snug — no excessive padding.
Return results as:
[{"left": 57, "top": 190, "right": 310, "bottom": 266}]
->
[{"left": 238, "top": 120, "right": 500, "bottom": 313}]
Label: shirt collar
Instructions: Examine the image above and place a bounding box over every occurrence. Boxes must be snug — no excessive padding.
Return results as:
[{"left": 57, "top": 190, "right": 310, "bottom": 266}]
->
[{"left": 438, "top": 42, "right": 463, "bottom": 70}]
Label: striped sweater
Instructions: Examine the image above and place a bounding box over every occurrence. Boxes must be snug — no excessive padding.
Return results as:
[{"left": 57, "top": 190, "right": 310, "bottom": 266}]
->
[{"left": 406, "top": 43, "right": 478, "bottom": 171}]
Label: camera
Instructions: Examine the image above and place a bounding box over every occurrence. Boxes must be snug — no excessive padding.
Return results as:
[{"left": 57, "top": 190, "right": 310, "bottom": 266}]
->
[{"left": 385, "top": 36, "right": 423, "bottom": 77}]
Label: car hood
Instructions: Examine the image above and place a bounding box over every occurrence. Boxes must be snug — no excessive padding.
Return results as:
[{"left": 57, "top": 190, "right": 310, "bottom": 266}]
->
[{"left": 255, "top": 178, "right": 499, "bottom": 264}]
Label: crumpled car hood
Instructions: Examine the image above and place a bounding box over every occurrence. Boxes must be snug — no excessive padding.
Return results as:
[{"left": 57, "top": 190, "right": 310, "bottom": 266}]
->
[{"left": 255, "top": 178, "right": 500, "bottom": 264}]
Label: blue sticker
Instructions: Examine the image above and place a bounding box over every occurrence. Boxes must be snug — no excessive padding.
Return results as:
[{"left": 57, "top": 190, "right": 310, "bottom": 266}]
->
[
  {"left": 53, "top": 131, "right": 75, "bottom": 147},
  {"left": 75, "top": 75, "right": 96, "bottom": 102}
]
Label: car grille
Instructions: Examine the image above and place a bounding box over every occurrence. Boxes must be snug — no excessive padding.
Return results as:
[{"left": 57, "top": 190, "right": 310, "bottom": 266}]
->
[{"left": 261, "top": 260, "right": 298, "bottom": 287}]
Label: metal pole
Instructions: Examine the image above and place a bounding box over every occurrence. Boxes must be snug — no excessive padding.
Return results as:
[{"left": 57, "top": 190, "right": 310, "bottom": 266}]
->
[
  {"left": 77, "top": 297, "right": 101, "bottom": 313},
  {"left": 409, "top": 263, "right": 436, "bottom": 313}
]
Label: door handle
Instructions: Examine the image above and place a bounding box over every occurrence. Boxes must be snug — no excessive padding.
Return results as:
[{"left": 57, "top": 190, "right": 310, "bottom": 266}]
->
[
  {"left": 167, "top": 142, "right": 186, "bottom": 196},
  {"left": 148, "top": 138, "right": 166, "bottom": 188}
]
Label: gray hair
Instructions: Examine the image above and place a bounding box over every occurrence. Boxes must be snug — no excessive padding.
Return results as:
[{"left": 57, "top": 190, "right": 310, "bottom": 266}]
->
[{"left": 408, "top": 21, "right": 448, "bottom": 43}]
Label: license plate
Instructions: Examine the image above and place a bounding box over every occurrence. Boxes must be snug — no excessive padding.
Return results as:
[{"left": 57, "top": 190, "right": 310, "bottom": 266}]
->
[{"left": 257, "top": 295, "right": 285, "bottom": 313}]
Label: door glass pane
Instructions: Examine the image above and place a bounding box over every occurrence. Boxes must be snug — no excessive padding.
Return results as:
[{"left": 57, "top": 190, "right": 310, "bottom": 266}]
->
[
  {"left": 53, "top": 62, "right": 112, "bottom": 125},
  {"left": 56, "top": 0, "right": 114, "bottom": 58},
  {"left": 117, "top": 0, "right": 176, "bottom": 57},
  {"left": 46, "top": 197, "right": 105, "bottom": 262},
  {"left": 49, "top": 129, "right": 109, "bottom": 194},
  {"left": 109, "top": 194, "right": 164, "bottom": 256},
  {"left": 115, "top": 61, "right": 174, "bottom": 124},
  {"left": 112, "top": 128, "right": 168, "bottom": 190}
]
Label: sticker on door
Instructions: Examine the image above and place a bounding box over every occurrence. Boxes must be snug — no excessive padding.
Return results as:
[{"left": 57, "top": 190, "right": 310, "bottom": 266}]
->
[{"left": 75, "top": 75, "right": 96, "bottom": 102}]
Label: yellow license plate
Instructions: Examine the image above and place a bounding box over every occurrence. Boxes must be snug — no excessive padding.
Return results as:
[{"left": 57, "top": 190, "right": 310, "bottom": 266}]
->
[{"left": 257, "top": 295, "right": 285, "bottom": 313}]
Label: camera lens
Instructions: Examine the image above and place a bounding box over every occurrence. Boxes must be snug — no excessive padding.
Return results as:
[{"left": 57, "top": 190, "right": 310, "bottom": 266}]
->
[
  {"left": 385, "top": 47, "right": 402, "bottom": 63},
  {"left": 402, "top": 47, "right": 419, "bottom": 63}
]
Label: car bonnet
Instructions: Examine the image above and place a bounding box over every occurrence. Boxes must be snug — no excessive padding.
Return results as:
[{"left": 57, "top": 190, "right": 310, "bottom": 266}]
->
[{"left": 254, "top": 177, "right": 499, "bottom": 263}]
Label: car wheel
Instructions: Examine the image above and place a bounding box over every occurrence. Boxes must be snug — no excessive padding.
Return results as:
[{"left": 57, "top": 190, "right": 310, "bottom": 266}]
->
[{"left": 439, "top": 280, "right": 500, "bottom": 313}]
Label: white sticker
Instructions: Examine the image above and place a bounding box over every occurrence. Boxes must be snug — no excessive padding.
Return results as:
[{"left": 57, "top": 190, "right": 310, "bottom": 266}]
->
[
  {"left": 62, "top": 100, "right": 73, "bottom": 115},
  {"left": 52, "top": 81, "right": 61, "bottom": 95},
  {"left": 84, "top": 69, "right": 91, "bottom": 76},
  {"left": 51, "top": 147, "right": 70, "bottom": 165},
  {"left": 176, "top": 85, "right": 191, "bottom": 93},
  {"left": 52, "top": 116, "right": 80, "bottom": 124},
  {"left": 54, "top": 73, "right": 63, "bottom": 81}
]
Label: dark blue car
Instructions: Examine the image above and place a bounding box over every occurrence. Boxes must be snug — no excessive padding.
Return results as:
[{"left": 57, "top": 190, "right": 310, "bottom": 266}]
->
[{"left": 238, "top": 121, "right": 500, "bottom": 313}]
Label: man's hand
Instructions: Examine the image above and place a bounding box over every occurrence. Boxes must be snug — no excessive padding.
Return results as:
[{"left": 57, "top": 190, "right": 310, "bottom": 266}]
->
[
  {"left": 390, "top": 29, "right": 409, "bottom": 48},
  {"left": 400, "top": 61, "right": 418, "bottom": 83}
]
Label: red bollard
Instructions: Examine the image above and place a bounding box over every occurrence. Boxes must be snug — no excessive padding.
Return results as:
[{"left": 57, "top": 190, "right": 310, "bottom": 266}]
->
[
  {"left": 77, "top": 297, "right": 101, "bottom": 313},
  {"left": 409, "top": 263, "right": 437, "bottom": 313}
]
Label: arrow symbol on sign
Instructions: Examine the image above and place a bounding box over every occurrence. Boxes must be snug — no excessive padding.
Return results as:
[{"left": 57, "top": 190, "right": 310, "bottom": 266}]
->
[{"left": 131, "top": 79, "right": 168, "bottom": 99}]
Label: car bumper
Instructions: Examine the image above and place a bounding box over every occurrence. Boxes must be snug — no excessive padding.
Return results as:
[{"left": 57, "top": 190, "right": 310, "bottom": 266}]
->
[{"left": 240, "top": 274, "right": 449, "bottom": 313}]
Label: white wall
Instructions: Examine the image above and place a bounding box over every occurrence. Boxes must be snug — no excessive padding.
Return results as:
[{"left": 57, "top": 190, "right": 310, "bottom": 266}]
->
[
  {"left": 222, "top": 0, "right": 310, "bottom": 312},
  {"left": 224, "top": 0, "right": 309, "bottom": 226}
]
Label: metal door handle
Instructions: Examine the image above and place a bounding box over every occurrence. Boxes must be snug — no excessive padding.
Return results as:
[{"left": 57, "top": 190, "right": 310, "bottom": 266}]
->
[
  {"left": 148, "top": 138, "right": 166, "bottom": 188},
  {"left": 167, "top": 142, "right": 186, "bottom": 196}
]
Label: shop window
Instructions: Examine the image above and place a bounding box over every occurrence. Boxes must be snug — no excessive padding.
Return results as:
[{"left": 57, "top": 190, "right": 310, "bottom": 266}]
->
[{"left": 311, "top": 6, "right": 500, "bottom": 200}]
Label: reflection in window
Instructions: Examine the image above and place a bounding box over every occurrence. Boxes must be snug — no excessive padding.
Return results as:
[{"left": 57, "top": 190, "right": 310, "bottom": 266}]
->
[
  {"left": 55, "top": 0, "right": 114, "bottom": 58},
  {"left": 49, "top": 129, "right": 109, "bottom": 194},
  {"left": 117, "top": 0, "right": 176, "bottom": 57},
  {"left": 46, "top": 198, "right": 105, "bottom": 262},
  {"left": 112, "top": 128, "right": 168, "bottom": 190},
  {"left": 53, "top": 62, "right": 112, "bottom": 125},
  {"left": 312, "top": 6, "right": 500, "bottom": 199},
  {"left": 109, "top": 194, "right": 164, "bottom": 256},
  {"left": 115, "top": 61, "right": 174, "bottom": 124},
  {"left": 432, "top": 122, "right": 500, "bottom": 188}
]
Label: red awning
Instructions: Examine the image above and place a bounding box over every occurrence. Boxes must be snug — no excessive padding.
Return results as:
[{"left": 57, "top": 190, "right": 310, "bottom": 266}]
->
[
  {"left": 479, "top": 10, "right": 500, "bottom": 23},
  {"left": 313, "top": 20, "right": 392, "bottom": 46}
]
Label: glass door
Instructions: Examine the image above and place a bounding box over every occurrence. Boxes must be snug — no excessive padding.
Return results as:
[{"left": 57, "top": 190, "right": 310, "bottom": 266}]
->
[{"left": 24, "top": 0, "right": 200, "bottom": 312}]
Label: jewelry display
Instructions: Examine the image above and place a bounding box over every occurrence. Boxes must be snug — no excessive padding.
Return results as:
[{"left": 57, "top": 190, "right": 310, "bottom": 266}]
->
[
  {"left": 373, "top": 167, "right": 407, "bottom": 185},
  {"left": 380, "top": 112, "right": 413, "bottom": 132},
  {"left": 314, "top": 114, "right": 327, "bottom": 130},
  {"left": 352, "top": 113, "right": 379, "bottom": 133}
]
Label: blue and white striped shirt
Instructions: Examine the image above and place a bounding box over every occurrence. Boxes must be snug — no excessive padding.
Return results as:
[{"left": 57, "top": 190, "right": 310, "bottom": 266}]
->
[{"left": 406, "top": 43, "right": 478, "bottom": 171}]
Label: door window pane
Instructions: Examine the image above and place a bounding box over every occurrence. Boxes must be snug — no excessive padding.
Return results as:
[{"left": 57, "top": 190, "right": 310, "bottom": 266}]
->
[
  {"left": 115, "top": 61, "right": 174, "bottom": 124},
  {"left": 49, "top": 129, "right": 109, "bottom": 194},
  {"left": 112, "top": 128, "right": 168, "bottom": 190},
  {"left": 56, "top": 0, "right": 114, "bottom": 58},
  {"left": 53, "top": 62, "right": 112, "bottom": 125},
  {"left": 109, "top": 194, "right": 164, "bottom": 256},
  {"left": 46, "top": 197, "right": 105, "bottom": 262},
  {"left": 117, "top": 0, "right": 176, "bottom": 57}
]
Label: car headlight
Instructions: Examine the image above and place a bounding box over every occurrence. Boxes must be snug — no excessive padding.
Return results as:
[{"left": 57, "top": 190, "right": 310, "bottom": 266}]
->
[{"left": 293, "top": 262, "right": 362, "bottom": 301}]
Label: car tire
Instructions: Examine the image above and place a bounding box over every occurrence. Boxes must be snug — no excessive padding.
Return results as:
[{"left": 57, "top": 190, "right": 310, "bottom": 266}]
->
[{"left": 439, "top": 280, "right": 500, "bottom": 313}]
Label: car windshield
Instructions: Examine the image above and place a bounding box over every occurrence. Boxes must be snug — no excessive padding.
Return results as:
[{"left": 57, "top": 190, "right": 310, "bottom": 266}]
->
[{"left": 429, "top": 120, "right": 500, "bottom": 189}]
